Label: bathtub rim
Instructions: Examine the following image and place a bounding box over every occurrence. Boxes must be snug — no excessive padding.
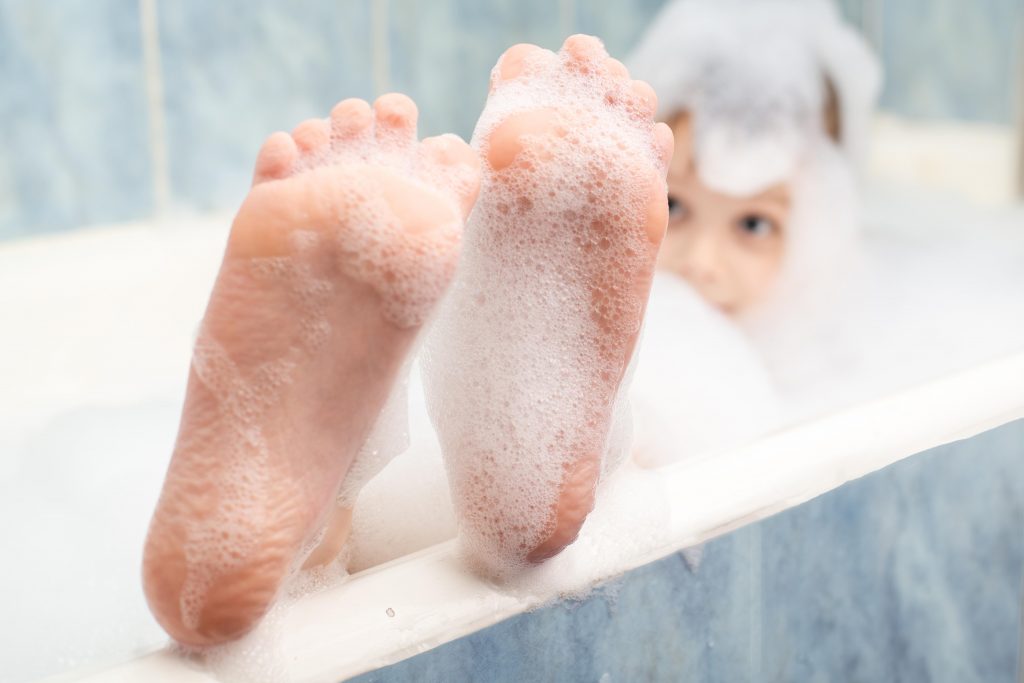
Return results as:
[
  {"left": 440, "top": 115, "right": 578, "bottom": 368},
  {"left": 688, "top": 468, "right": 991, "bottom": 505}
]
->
[{"left": 47, "top": 346, "right": 1024, "bottom": 683}]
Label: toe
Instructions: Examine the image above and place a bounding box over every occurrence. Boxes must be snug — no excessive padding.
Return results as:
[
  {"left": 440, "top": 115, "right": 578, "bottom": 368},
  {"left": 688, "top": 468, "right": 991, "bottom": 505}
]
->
[
  {"left": 374, "top": 93, "right": 418, "bottom": 144},
  {"left": 421, "top": 134, "right": 481, "bottom": 218},
  {"left": 486, "top": 108, "right": 562, "bottom": 171},
  {"left": 492, "top": 43, "right": 553, "bottom": 87},
  {"left": 253, "top": 131, "right": 298, "bottom": 185},
  {"left": 604, "top": 57, "right": 630, "bottom": 80},
  {"left": 653, "top": 122, "right": 675, "bottom": 172},
  {"left": 292, "top": 118, "right": 331, "bottom": 155},
  {"left": 628, "top": 80, "right": 659, "bottom": 119},
  {"left": 330, "top": 98, "right": 374, "bottom": 139},
  {"left": 561, "top": 34, "right": 609, "bottom": 73}
]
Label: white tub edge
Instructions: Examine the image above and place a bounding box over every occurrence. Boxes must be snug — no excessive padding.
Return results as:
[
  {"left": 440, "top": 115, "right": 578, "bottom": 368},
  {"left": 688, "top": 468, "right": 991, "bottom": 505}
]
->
[{"left": 52, "top": 348, "right": 1024, "bottom": 683}]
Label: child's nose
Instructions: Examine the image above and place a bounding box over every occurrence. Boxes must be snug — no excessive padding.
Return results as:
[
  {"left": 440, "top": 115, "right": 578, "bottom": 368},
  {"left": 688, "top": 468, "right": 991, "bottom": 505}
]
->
[{"left": 679, "top": 230, "right": 722, "bottom": 286}]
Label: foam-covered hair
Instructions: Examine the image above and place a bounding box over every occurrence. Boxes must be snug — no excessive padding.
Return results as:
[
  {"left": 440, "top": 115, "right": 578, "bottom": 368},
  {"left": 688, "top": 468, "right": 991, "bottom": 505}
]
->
[{"left": 627, "top": 0, "right": 881, "bottom": 195}]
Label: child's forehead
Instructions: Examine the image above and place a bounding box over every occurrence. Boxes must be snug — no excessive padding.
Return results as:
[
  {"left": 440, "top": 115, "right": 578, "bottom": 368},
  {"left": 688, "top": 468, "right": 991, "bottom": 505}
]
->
[{"left": 665, "top": 130, "right": 792, "bottom": 209}]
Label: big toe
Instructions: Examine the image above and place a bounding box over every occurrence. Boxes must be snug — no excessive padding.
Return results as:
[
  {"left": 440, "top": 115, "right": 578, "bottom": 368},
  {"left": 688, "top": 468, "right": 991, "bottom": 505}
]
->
[
  {"left": 561, "top": 34, "right": 609, "bottom": 73},
  {"left": 492, "top": 43, "right": 555, "bottom": 87},
  {"left": 485, "top": 108, "right": 563, "bottom": 171}
]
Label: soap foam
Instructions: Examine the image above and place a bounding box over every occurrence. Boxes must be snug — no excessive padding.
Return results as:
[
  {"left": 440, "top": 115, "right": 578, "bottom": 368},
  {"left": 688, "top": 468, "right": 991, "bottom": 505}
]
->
[
  {"left": 348, "top": 367, "right": 458, "bottom": 571},
  {"left": 628, "top": 0, "right": 881, "bottom": 195},
  {"left": 746, "top": 190, "right": 1024, "bottom": 417},
  {"left": 423, "top": 39, "right": 666, "bottom": 575},
  {"left": 631, "top": 272, "right": 780, "bottom": 467}
]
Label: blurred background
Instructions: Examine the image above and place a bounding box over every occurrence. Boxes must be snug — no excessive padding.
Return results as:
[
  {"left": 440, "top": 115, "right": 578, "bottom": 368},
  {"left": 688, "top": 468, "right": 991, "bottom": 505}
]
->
[
  {"left": 0, "top": 0, "right": 1021, "bottom": 243},
  {"left": 0, "top": 4, "right": 1022, "bottom": 681}
]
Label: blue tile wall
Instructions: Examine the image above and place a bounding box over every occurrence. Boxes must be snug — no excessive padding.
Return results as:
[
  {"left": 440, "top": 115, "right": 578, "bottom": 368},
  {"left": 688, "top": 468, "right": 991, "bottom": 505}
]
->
[
  {"left": 573, "top": 0, "right": 669, "bottom": 62},
  {"left": 386, "top": 0, "right": 562, "bottom": 142},
  {"left": 0, "top": 0, "right": 153, "bottom": 239},
  {"left": 349, "top": 419, "right": 1024, "bottom": 683},
  {"left": 0, "top": 0, "right": 1020, "bottom": 238},
  {"left": 879, "top": 0, "right": 1022, "bottom": 125},
  {"left": 836, "top": 0, "right": 867, "bottom": 31},
  {"left": 157, "top": 0, "right": 374, "bottom": 213}
]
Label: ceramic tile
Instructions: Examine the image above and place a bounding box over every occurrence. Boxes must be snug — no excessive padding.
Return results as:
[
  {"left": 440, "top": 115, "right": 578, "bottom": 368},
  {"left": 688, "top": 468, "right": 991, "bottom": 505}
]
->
[{"left": 0, "top": 0, "right": 152, "bottom": 239}]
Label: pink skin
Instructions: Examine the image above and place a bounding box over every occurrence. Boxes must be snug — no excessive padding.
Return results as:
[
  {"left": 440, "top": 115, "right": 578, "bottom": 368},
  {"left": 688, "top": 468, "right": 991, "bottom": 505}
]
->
[{"left": 142, "top": 94, "right": 479, "bottom": 647}]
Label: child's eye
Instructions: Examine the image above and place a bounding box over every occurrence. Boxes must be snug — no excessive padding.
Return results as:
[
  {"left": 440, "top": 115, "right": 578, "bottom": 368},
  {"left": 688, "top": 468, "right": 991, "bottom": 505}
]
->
[
  {"left": 737, "top": 214, "right": 776, "bottom": 237},
  {"left": 667, "top": 195, "right": 690, "bottom": 222}
]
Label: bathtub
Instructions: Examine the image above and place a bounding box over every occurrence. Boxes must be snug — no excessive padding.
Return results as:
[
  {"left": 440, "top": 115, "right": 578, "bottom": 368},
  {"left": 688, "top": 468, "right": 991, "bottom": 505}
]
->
[{"left": 5, "top": 200, "right": 1024, "bottom": 683}]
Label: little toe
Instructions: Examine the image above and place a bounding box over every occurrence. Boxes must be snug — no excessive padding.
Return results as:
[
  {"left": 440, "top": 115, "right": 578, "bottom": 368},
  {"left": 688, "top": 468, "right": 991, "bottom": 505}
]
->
[
  {"left": 604, "top": 57, "right": 630, "bottom": 80},
  {"left": 628, "top": 80, "right": 659, "bottom": 119},
  {"left": 253, "top": 131, "right": 298, "bottom": 185},
  {"left": 486, "top": 108, "right": 562, "bottom": 171},
  {"left": 374, "top": 93, "right": 418, "bottom": 145},
  {"left": 292, "top": 118, "right": 331, "bottom": 156},
  {"left": 421, "top": 134, "right": 481, "bottom": 218},
  {"left": 561, "top": 34, "right": 609, "bottom": 74},
  {"left": 493, "top": 43, "right": 554, "bottom": 87}
]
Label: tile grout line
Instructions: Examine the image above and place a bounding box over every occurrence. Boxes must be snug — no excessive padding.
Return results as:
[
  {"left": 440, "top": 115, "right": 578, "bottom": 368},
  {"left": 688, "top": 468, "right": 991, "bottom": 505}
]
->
[
  {"left": 750, "top": 524, "right": 763, "bottom": 683},
  {"left": 1016, "top": 10, "right": 1024, "bottom": 198},
  {"left": 865, "top": 0, "right": 884, "bottom": 55},
  {"left": 139, "top": 0, "right": 170, "bottom": 220},
  {"left": 371, "top": 0, "right": 390, "bottom": 96}
]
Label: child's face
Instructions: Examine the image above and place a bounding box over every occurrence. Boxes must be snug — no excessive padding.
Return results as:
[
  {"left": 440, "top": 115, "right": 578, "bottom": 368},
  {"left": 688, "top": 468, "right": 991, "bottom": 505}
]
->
[{"left": 657, "top": 114, "right": 790, "bottom": 315}]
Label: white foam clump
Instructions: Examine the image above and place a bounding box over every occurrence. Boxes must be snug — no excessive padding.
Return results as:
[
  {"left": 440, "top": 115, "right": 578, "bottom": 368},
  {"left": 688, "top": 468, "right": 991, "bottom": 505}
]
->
[
  {"left": 747, "top": 192, "right": 1024, "bottom": 417},
  {"left": 628, "top": 0, "right": 881, "bottom": 195},
  {"left": 631, "top": 272, "right": 780, "bottom": 467},
  {"left": 422, "top": 39, "right": 665, "bottom": 575}
]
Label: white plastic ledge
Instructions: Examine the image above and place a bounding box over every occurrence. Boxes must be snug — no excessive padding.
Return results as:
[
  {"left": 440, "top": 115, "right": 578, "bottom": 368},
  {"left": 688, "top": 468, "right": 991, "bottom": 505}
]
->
[{"left": 59, "top": 348, "right": 1024, "bottom": 683}]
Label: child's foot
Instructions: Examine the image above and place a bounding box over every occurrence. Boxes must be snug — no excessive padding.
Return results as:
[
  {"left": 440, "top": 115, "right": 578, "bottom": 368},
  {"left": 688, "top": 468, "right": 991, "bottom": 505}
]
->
[
  {"left": 143, "top": 94, "right": 479, "bottom": 646},
  {"left": 423, "top": 36, "right": 672, "bottom": 573}
]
